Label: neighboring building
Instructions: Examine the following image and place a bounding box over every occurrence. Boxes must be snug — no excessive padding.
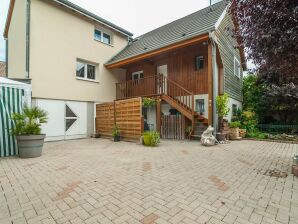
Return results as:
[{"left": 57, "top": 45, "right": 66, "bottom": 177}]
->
[
  {"left": 4, "top": 0, "right": 133, "bottom": 141},
  {"left": 0, "top": 61, "right": 6, "bottom": 77},
  {"left": 4, "top": 0, "right": 245, "bottom": 141}
]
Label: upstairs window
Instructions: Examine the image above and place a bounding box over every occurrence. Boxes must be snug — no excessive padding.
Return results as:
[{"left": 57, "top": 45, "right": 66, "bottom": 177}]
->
[
  {"left": 94, "top": 29, "right": 112, "bottom": 45},
  {"left": 234, "top": 57, "right": 241, "bottom": 78},
  {"left": 132, "top": 71, "right": 144, "bottom": 84},
  {"left": 76, "top": 60, "right": 97, "bottom": 81},
  {"left": 195, "top": 56, "right": 204, "bottom": 70}
]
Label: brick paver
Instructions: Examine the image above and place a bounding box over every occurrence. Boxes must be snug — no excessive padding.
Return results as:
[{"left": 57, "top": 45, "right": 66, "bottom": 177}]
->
[{"left": 0, "top": 139, "right": 297, "bottom": 224}]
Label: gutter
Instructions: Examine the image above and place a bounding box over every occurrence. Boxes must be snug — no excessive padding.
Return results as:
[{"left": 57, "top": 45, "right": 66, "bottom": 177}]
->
[
  {"left": 209, "top": 30, "right": 219, "bottom": 133},
  {"left": 5, "top": 40, "right": 8, "bottom": 77},
  {"left": 26, "top": 0, "right": 31, "bottom": 78}
]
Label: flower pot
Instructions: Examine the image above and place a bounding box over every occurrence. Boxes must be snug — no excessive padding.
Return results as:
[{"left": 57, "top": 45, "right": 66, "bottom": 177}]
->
[
  {"left": 94, "top": 133, "right": 101, "bottom": 138},
  {"left": 143, "top": 134, "right": 152, "bottom": 146},
  {"left": 216, "top": 132, "right": 226, "bottom": 141},
  {"left": 293, "top": 155, "right": 298, "bottom": 166},
  {"left": 17, "top": 134, "right": 46, "bottom": 158},
  {"left": 239, "top": 129, "right": 247, "bottom": 138},
  {"left": 113, "top": 136, "right": 120, "bottom": 142},
  {"left": 229, "top": 127, "right": 239, "bottom": 140}
]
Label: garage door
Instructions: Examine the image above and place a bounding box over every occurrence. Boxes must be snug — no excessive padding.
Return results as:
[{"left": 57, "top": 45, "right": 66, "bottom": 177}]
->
[{"left": 35, "top": 99, "right": 88, "bottom": 141}]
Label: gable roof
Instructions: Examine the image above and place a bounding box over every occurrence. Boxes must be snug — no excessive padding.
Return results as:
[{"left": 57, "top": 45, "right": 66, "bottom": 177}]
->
[
  {"left": 0, "top": 61, "right": 6, "bottom": 77},
  {"left": 3, "top": 0, "right": 133, "bottom": 39},
  {"left": 106, "top": 1, "right": 226, "bottom": 66}
]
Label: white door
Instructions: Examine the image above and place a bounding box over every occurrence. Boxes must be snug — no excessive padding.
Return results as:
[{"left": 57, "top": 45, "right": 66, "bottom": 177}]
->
[
  {"left": 64, "top": 101, "right": 87, "bottom": 140},
  {"left": 36, "top": 99, "right": 88, "bottom": 141},
  {"left": 157, "top": 64, "right": 168, "bottom": 94}
]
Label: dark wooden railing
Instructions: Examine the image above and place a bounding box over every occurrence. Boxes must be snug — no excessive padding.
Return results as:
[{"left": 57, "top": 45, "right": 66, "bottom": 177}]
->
[{"left": 116, "top": 74, "right": 194, "bottom": 117}]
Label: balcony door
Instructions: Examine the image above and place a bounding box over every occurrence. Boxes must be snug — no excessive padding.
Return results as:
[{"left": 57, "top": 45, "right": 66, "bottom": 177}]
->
[{"left": 157, "top": 64, "right": 168, "bottom": 94}]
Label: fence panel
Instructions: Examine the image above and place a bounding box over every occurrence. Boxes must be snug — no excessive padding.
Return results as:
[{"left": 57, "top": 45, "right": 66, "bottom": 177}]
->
[
  {"left": 161, "top": 115, "right": 185, "bottom": 140},
  {"left": 96, "top": 98, "right": 143, "bottom": 140},
  {"left": 258, "top": 124, "right": 298, "bottom": 134}
]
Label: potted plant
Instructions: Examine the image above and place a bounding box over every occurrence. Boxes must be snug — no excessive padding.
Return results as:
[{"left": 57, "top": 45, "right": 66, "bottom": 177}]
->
[
  {"left": 229, "top": 121, "right": 241, "bottom": 140},
  {"left": 185, "top": 126, "right": 192, "bottom": 140},
  {"left": 215, "top": 93, "right": 230, "bottom": 141},
  {"left": 112, "top": 124, "right": 121, "bottom": 142},
  {"left": 11, "top": 106, "right": 48, "bottom": 158},
  {"left": 143, "top": 131, "right": 160, "bottom": 146}
]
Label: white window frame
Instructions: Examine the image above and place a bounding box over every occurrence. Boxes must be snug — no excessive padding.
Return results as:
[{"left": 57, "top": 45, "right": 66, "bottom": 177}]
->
[
  {"left": 234, "top": 57, "right": 241, "bottom": 78},
  {"left": 94, "top": 28, "right": 113, "bottom": 46},
  {"left": 131, "top": 71, "right": 144, "bottom": 80},
  {"left": 76, "top": 60, "right": 98, "bottom": 82}
]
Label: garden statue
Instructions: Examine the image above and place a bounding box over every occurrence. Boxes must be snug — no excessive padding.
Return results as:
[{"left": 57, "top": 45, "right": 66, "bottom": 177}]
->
[{"left": 201, "top": 126, "right": 217, "bottom": 146}]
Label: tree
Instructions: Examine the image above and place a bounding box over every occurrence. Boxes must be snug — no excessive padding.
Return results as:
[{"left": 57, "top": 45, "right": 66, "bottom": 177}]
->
[
  {"left": 229, "top": 0, "right": 298, "bottom": 77},
  {"left": 229, "top": 0, "right": 298, "bottom": 124}
]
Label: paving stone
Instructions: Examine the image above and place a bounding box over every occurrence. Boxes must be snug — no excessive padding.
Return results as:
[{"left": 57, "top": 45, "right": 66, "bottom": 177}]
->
[{"left": 0, "top": 139, "right": 296, "bottom": 224}]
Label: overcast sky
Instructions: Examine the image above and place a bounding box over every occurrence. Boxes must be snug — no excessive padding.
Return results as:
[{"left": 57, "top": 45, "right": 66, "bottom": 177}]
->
[{"left": 0, "top": 0, "right": 223, "bottom": 62}]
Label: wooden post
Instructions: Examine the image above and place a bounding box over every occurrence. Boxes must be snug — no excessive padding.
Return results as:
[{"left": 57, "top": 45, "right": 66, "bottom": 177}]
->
[
  {"left": 207, "top": 42, "right": 213, "bottom": 126},
  {"left": 156, "top": 97, "right": 161, "bottom": 133}
]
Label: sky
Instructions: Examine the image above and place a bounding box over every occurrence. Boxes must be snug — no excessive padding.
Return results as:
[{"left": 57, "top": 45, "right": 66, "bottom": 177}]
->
[{"left": 0, "top": 0, "right": 223, "bottom": 62}]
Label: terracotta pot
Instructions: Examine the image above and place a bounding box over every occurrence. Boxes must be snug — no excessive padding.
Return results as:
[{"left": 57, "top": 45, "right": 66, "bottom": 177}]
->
[
  {"left": 216, "top": 133, "right": 226, "bottom": 141},
  {"left": 229, "top": 128, "right": 239, "bottom": 140},
  {"left": 239, "top": 129, "right": 247, "bottom": 138},
  {"left": 17, "top": 134, "right": 46, "bottom": 158}
]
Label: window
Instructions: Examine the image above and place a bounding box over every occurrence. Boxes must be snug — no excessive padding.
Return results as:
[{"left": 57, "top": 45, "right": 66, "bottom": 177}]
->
[
  {"left": 94, "top": 29, "right": 112, "bottom": 45},
  {"left": 234, "top": 57, "right": 241, "bottom": 78},
  {"left": 65, "top": 105, "right": 78, "bottom": 132},
  {"left": 232, "top": 104, "right": 237, "bottom": 116},
  {"left": 76, "top": 60, "right": 97, "bottom": 81},
  {"left": 195, "top": 99, "right": 205, "bottom": 114},
  {"left": 195, "top": 56, "right": 204, "bottom": 70},
  {"left": 132, "top": 71, "right": 144, "bottom": 84}
]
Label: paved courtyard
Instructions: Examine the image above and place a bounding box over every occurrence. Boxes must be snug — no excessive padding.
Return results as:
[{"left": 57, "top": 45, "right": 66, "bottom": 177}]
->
[{"left": 0, "top": 139, "right": 297, "bottom": 224}]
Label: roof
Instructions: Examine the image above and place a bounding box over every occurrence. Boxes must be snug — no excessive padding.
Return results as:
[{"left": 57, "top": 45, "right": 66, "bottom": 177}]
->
[
  {"left": 3, "top": 0, "right": 133, "bottom": 38},
  {"left": 0, "top": 77, "right": 31, "bottom": 90},
  {"left": 106, "top": 1, "right": 226, "bottom": 65},
  {"left": 0, "top": 61, "right": 6, "bottom": 77}
]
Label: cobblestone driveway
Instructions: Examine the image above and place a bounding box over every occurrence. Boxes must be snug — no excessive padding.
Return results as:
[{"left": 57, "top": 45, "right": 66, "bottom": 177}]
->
[{"left": 0, "top": 139, "right": 297, "bottom": 224}]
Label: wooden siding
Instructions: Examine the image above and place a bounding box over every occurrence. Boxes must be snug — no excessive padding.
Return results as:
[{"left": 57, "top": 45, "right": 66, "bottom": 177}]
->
[
  {"left": 124, "top": 44, "right": 209, "bottom": 95},
  {"left": 215, "top": 13, "right": 243, "bottom": 101},
  {"left": 95, "top": 98, "right": 143, "bottom": 140}
]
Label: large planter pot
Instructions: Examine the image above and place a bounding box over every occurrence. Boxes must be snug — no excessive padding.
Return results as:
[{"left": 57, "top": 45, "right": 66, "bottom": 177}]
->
[
  {"left": 239, "top": 129, "right": 247, "bottom": 138},
  {"left": 229, "top": 128, "right": 239, "bottom": 140},
  {"left": 17, "top": 134, "right": 46, "bottom": 158}
]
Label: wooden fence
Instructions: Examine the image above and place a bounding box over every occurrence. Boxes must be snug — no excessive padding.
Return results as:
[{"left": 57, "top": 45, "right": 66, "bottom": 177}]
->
[
  {"left": 96, "top": 98, "right": 143, "bottom": 140},
  {"left": 161, "top": 115, "right": 185, "bottom": 140}
]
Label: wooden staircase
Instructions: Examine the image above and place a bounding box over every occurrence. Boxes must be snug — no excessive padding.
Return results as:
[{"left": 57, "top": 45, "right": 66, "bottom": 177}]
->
[
  {"left": 116, "top": 74, "right": 208, "bottom": 136},
  {"left": 157, "top": 74, "right": 208, "bottom": 135}
]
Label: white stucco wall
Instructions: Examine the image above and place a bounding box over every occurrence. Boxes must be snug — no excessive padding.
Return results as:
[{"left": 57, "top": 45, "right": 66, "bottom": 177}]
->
[
  {"left": 29, "top": 0, "right": 129, "bottom": 102},
  {"left": 7, "top": 0, "right": 27, "bottom": 79}
]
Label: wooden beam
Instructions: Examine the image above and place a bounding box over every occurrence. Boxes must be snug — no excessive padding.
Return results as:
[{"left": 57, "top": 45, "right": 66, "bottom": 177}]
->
[
  {"left": 106, "top": 34, "right": 209, "bottom": 69},
  {"left": 207, "top": 42, "right": 213, "bottom": 126},
  {"left": 3, "top": 0, "right": 15, "bottom": 39},
  {"left": 156, "top": 97, "right": 161, "bottom": 133}
]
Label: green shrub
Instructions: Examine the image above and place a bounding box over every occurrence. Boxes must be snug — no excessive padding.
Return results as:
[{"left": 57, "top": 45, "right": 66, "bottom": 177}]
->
[
  {"left": 229, "top": 121, "right": 241, "bottom": 128},
  {"left": 216, "top": 93, "right": 230, "bottom": 117},
  {"left": 112, "top": 124, "right": 121, "bottom": 137},
  {"left": 11, "top": 106, "right": 48, "bottom": 135},
  {"left": 143, "top": 131, "right": 160, "bottom": 146}
]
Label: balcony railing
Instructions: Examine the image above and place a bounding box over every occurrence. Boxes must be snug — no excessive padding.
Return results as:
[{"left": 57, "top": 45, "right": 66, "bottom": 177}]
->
[{"left": 116, "top": 74, "right": 194, "bottom": 114}]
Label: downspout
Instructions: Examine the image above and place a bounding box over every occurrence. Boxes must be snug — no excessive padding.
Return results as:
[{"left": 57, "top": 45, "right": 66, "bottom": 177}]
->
[
  {"left": 5, "top": 39, "right": 8, "bottom": 77},
  {"left": 25, "top": 0, "right": 31, "bottom": 79},
  {"left": 209, "top": 31, "right": 219, "bottom": 134}
]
